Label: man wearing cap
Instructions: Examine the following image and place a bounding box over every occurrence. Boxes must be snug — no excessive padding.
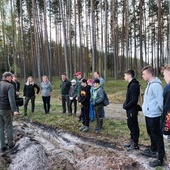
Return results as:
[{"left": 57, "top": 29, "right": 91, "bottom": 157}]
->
[
  {"left": 78, "top": 79, "right": 91, "bottom": 132},
  {"left": 60, "top": 73, "right": 71, "bottom": 113},
  {"left": 0, "top": 72, "right": 19, "bottom": 152},
  {"left": 75, "top": 72, "right": 83, "bottom": 121},
  {"left": 92, "top": 78, "right": 104, "bottom": 133}
]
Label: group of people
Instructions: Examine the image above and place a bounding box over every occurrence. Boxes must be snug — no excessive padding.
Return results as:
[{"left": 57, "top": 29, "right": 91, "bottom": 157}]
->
[
  {"left": 123, "top": 65, "right": 170, "bottom": 168},
  {"left": 1, "top": 66, "right": 170, "bottom": 168},
  {"left": 0, "top": 73, "right": 53, "bottom": 153},
  {"left": 60, "top": 71, "right": 106, "bottom": 133}
]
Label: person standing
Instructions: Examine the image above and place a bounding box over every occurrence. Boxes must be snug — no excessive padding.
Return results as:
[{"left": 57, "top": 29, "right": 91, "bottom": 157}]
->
[
  {"left": 79, "top": 79, "right": 91, "bottom": 132},
  {"left": 12, "top": 74, "right": 21, "bottom": 111},
  {"left": 92, "top": 79, "right": 104, "bottom": 133},
  {"left": 93, "top": 71, "right": 105, "bottom": 118},
  {"left": 141, "top": 66, "right": 165, "bottom": 167},
  {"left": 60, "top": 73, "right": 71, "bottom": 113},
  {"left": 0, "top": 72, "right": 18, "bottom": 152},
  {"left": 87, "top": 78, "right": 95, "bottom": 122},
  {"left": 93, "top": 72, "right": 105, "bottom": 88},
  {"left": 123, "top": 70, "right": 141, "bottom": 151},
  {"left": 75, "top": 72, "right": 83, "bottom": 121},
  {"left": 161, "top": 65, "right": 170, "bottom": 167},
  {"left": 69, "top": 79, "right": 77, "bottom": 116},
  {"left": 40, "top": 75, "right": 52, "bottom": 114},
  {"left": 23, "top": 76, "right": 40, "bottom": 116},
  {"left": 12, "top": 74, "right": 20, "bottom": 99}
]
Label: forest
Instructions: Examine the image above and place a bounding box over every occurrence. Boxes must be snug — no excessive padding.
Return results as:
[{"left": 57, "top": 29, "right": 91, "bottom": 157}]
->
[{"left": 0, "top": 0, "right": 169, "bottom": 82}]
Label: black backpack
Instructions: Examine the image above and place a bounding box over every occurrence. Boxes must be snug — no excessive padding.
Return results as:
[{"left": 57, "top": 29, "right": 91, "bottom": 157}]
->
[{"left": 103, "top": 90, "right": 109, "bottom": 106}]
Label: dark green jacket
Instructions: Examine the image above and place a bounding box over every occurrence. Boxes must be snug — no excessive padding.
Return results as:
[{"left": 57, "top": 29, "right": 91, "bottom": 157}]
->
[{"left": 60, "top": 79, "right": 71, "bottom": 95}]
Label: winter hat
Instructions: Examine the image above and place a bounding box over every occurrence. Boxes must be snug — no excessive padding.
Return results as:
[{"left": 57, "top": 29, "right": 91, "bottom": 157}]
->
[
  {"left": 81, "top": 78, "right": 87, "bottom": 84},
  {"left": 2, "top": 72, "right": 12, "bottom": 78},
  {"left": 93, "top": 79, "right": 100, "bottom": 84},
  {"left": 75, "top": 72, "right": 82, "bottom": 76},
  {"left": 71, "top": 79, "right": 76, "bottom": 83}
]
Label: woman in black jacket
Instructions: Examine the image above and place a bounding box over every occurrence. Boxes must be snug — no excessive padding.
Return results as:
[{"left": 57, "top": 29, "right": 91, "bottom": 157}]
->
[{"left": 23, "top": 76, "right": 40, "bottom": 116}]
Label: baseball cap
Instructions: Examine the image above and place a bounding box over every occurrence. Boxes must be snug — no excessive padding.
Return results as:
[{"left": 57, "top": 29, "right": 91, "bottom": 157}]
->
[
  {"left": 93, "top": 79, "right": 100, "bottom": 84},
  {"left": 71, "top": 79, "right": 76, "bottom": 83},
  {"left": 75, "top": 72, "right": 82, "bottom": 76},
  {"left": 2, "top": 72, "right": 13, "bottom": 78},
  {"left": 87, "top": 79, "right": 93, "bottom": 83}
]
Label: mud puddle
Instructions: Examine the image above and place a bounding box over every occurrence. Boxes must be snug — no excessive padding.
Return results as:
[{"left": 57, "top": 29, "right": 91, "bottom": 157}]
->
[{"left": 0, "top": 121, "right": 169, "bottom": 170}]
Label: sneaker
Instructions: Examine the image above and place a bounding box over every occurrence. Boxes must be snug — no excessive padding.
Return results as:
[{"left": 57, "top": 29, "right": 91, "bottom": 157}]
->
[
  {"left": 9, "top": 142, "right": 16, "bottom": 150},
  {"left": 68, "top": 113, "right": 72, "bottom": 116},
  {"left": 126, "top": 144, "right": 139, "bottom": 151},
  {"left": 95, "top": 128, "right": 102, "bottom": 133},
  {"left": 82, "top": 126, "right": 89, "bottom": 132},
  {"left": 79, "top": 125, "right": 86, "bottom": 131},
  {"left": 123, "top": 141, "right": 132, "bottom": 148},
  {"left": 141, "top": 148, "right": 157, "bottom": 158},
  {"left": 149, "top": 159, "right": 163, "bottom": 167}
]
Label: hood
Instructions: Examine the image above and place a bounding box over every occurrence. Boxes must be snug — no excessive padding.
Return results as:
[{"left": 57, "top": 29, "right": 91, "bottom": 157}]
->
[{"left": 149, "top": 77, "right": 162, "bottom": 85}]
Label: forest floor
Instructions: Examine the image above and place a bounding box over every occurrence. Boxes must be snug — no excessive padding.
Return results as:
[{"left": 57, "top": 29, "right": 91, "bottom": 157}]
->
[{"left": 0, "top": 103, "right": 169, "bottom": 170}]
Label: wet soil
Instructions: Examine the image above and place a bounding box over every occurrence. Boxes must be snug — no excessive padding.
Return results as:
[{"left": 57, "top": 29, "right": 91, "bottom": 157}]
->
[{"left": 0, "top": 103, "right": 169, "bottom": 170}]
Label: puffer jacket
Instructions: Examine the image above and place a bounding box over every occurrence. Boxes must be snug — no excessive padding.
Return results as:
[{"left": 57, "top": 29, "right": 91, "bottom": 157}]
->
[{"left": 92, "top": 85, "right": 104, "bottom": 106}]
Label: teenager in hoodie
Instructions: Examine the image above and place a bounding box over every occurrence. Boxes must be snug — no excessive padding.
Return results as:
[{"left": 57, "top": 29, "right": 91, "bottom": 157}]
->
[
  {"left": 78, "top": 79, "right": 90, "bottom": 132},
  {"left": 123, "top": 70, "right": 141, "bottom": 151},
  {"left": 141, "top": 65, "right": 164, "bottom": 168}
]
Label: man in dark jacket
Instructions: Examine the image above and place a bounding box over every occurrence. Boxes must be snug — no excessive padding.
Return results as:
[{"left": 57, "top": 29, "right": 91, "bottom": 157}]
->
[
  {"left": 0, "top": 72, "right": 18, "bottom": 152},
  {"left": 123, "top": 69, "right": 141, "bottom": 151},
  {"left": 60, "top": 73, "right": 71, "bottom": 113},
  {"left": 78, "top": 79, "right": 90, "bottom": 132}
]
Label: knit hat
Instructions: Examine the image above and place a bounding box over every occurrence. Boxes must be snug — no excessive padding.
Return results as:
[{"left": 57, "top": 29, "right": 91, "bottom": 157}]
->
[
  {"left": 2, "top": 72, "right": 12, "bottom": 78},
  {"left": 75, "top": 72, "right": 82, "bottom": 76},
  {"left": 81, "top": 78, "right": 87, "bottom": 84},
  {"left": 93, "top": 79, "right": 100, "bottom": 84},
  {"left": 71, "top": 79, "right": 76, "bottom": 83}
]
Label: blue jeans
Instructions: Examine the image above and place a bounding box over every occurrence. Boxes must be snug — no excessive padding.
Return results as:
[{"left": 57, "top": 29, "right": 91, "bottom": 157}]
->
[{"left": 0, "top": 110, "right": 14, "bottom": 149}]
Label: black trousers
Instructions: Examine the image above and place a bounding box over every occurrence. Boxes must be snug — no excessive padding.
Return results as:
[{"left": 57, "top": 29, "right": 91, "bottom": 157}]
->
[
  {"left": 81, "top": 105, "right": 90, "bottom": 127},
  {"left": 24, "top": 96, "right": 35, "bottom": 114},
  {"left": 42, "top": 96, "right": 51, "bottom": 113},
  {"left": 126, "top": 110, "right": 140, "bottom": 145},
  {"left": 61, "top": 95, "right": 69, "bottom": 113},
  {"left": 145, "top": 116, "right": 165, "bottom": 160}
]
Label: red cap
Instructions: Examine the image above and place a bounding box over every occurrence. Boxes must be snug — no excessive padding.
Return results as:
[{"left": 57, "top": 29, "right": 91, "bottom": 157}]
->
[
  {"left": 75, "top": 72, "right": 82, "bottom": 76},
  {"left": 87, "top": 79, "right": 93, "bottom": 83}
]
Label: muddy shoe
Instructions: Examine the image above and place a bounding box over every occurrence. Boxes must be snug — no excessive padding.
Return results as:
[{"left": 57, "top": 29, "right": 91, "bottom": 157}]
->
[
  {"left": 149, "top": 159, "right": 163, "bottom": 167},
  {"left": 126, "top": 144, "right": 139, "bottom": 151},
  {"left": 123, "top": 141, "right": 132, "bottom": 148},
  {"left": 1, "top": 147, "right": 8, "bottom": 152},
  {"left": 141, "top": 148, "right": 157, "bottom": 158},
  {"left": 79, "top": 125, "right": 86, "bottom": 131},
  {"left": 82, "top": 126, "right": 89, "bottom": 132}
]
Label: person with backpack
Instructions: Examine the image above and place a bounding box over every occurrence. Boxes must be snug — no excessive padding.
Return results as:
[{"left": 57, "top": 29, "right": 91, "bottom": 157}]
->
[
  {"left": 141, "top": 66, "right": 165, "bottom": 168},
  {"left": 123, "top": 70, "right": 141, "bottom": 151},
  {"left": 92, "top": 79, "right": 104, "bottom": 133}
]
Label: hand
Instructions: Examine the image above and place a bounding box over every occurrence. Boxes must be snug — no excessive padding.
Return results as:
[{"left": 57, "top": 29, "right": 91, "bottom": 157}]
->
[
  {"left": 13, "top": 111, "right": 19, "bottom": 116},
  {"left": 76, "top": 97, "right": 78, "bottom": 101}
]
